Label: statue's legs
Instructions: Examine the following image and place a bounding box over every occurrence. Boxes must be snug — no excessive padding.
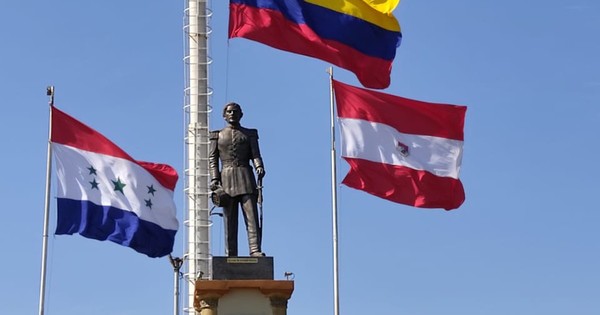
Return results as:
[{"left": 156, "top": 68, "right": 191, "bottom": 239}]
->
[
  {"left": 240, "top": 194, "right": 263, "bottom": 256},
  {"left": 222, "top": 200, "right": 239, "bottom": 256}
]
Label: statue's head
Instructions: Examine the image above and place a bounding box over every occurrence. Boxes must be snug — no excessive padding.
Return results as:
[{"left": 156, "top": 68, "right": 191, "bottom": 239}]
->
[{"left": 223, "top": 102, "right": 243, "bottom": 124}]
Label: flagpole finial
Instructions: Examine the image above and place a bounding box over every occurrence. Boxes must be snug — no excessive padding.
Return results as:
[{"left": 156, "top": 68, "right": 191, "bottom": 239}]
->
[
  {"left": 46, "top": 86, "right": 54, "bottom": 107},
  {"left": 169, "top": 254, "right": 184, "bottom": 271}
]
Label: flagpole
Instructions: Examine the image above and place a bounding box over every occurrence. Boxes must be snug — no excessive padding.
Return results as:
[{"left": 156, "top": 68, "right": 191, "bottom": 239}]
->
[
  {"left": 327, "top": 68, "right": 340, "bottom": 315},
  {"left": 38, "top": 86, "right": 54, "bottom": 315},
  {"left": 169, "top": 255, "right": 183, "bottom": 315}
]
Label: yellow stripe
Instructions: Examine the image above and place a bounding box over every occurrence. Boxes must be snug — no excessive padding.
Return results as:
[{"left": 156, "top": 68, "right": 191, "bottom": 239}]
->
[
  {"left": 362, "top": 0, "right": 399, "bottom": 14},
  {"left": 306, "top": 0, "right": 401, "bottom": 32}
]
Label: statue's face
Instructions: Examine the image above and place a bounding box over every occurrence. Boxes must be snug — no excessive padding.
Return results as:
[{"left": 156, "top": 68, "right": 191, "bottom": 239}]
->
[{"left": 224, "top": 105, "right": 242, "bottom": 124}]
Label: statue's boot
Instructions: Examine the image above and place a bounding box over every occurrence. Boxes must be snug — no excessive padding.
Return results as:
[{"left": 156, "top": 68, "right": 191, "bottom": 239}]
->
[{"left": 248, "top": 231, "right": 265, "bottom": 257}]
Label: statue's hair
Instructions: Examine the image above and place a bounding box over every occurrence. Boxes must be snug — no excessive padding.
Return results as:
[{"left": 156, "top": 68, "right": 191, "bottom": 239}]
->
[{"left": 222, "top": 102, "right": 242, "bottom": 116}]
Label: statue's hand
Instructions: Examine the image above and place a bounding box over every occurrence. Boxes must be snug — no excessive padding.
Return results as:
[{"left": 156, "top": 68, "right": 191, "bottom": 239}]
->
[
  {"left": 209, "top": 179, "right": 221, "bottom": 191},
  {"left": 256, "top": 167, "right": 265, "bottom": 179}
]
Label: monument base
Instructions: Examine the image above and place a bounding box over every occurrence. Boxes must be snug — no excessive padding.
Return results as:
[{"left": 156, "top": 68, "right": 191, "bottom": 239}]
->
[
  {"left": 194, "top": 279, "right": 294, "bottom": 315},
  {"left": 212, "top": 256, "right": 274, "bottom": 280}
]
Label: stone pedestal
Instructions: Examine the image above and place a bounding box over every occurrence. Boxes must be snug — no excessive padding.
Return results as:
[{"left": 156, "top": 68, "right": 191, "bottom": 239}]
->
[
  {"left": 194, "top": 279, "right": 294, "bottom": 315},
  {"left": 212, "top": 256, "right": 274, "bottom": 280}
]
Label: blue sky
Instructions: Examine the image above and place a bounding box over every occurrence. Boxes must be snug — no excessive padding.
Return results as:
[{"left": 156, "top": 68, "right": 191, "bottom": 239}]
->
[{"left": 1, "top": 1, "right": 600, "bottom": 314}]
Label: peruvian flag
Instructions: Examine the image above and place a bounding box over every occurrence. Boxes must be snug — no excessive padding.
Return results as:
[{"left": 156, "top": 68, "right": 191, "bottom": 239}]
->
[{"left": 334, "top": 80, "right": 466, "bottom": 210}]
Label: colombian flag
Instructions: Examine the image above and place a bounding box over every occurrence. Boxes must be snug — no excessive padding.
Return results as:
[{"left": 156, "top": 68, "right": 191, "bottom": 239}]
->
[{"left": 229, "top": 0, "right": 402, "bottom": 89}]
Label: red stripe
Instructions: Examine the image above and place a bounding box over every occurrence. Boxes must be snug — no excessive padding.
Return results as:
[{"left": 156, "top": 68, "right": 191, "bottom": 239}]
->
[
  {"left": 334, "top": 80, "right": 466, "bottom": 140},
  {"left": 342, "top": 157, "right": 465, "bottom": 210},
  {"left": 137, "top": 161, "right": 179, "bottom": 191},
  {"left": 51, "top": 106, "right": 178, "bottom": 190},
  {"left": 229, "top": 3, "right": 393, "bottom": 89},
  {"left": 51, "top": 106, "right": 134, "bottom": 160}
]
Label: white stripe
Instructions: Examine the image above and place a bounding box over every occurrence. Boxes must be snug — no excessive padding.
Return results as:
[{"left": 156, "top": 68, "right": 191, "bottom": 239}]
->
[
  {"left": 339, "top": 118, "right": 463, "bottom": 178},
  {"left": 53, "top": 143, "right": 178, "bottom": 230}
]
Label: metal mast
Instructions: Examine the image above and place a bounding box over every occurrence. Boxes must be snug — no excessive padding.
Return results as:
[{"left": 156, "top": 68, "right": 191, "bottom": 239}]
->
[{"left": 183, "top": 0, "right": 212, "bottom": 313}]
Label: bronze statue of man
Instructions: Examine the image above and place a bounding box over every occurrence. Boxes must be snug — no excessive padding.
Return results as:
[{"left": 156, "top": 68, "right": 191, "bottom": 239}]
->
[{"left": 209, "top": 102, "right": 266, "bottom": 257}]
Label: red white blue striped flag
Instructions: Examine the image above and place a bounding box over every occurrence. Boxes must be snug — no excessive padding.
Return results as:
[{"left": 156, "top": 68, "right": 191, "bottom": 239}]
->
[{"left": 51, "top": 106, "right": 179, "bottom": 257}]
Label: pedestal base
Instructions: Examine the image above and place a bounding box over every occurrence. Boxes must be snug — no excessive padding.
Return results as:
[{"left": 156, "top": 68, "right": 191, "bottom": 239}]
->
[
  {"left": 212, "top": 256, "right": 274, "bottom": 280},
  {"left": 194, "top": 280, "right": 294, "bottom": 315}
]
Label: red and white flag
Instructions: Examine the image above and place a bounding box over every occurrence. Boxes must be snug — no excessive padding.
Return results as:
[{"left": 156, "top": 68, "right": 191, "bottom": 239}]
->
[{"left": 334, "top": 80, "right": 466, "bottom": 210}]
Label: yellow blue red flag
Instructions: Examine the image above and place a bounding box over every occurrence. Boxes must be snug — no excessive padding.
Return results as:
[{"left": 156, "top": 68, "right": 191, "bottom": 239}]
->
[{"left": 229, "top": 0, "right": 402, "bottom": 89}]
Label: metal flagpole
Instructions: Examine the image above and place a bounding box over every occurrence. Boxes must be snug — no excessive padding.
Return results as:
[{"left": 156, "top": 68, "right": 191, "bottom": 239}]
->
[
  {"left": 38, "top": 86, "right": 54, "bottom": 315},
  {"left": 327, "top": 68, "right": 340, "bottom": 315},
  {"left": 169, "top": 255, "right": 184, "bottom": 315}
]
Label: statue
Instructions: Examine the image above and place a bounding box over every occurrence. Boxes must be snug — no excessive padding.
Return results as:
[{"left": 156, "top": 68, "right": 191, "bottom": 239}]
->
[{"left": 209, "top": 102, "right": 266, "bottom": 257}]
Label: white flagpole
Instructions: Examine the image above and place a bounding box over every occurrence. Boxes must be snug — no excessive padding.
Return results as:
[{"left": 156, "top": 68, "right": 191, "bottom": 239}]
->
[
  {"left": 327, "top": 68, "right": 340, "bottom": 315},
  {"left": 169, "top": 255, "right": 183, "bottom": 315},
  {"left": 38, "top": 86, "right": 54, "bottom": 315}
]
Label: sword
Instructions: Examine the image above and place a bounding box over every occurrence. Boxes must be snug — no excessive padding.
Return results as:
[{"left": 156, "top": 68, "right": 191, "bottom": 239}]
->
[{"left": 257, "top": 177, "right": 263, "bottom": 246}]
